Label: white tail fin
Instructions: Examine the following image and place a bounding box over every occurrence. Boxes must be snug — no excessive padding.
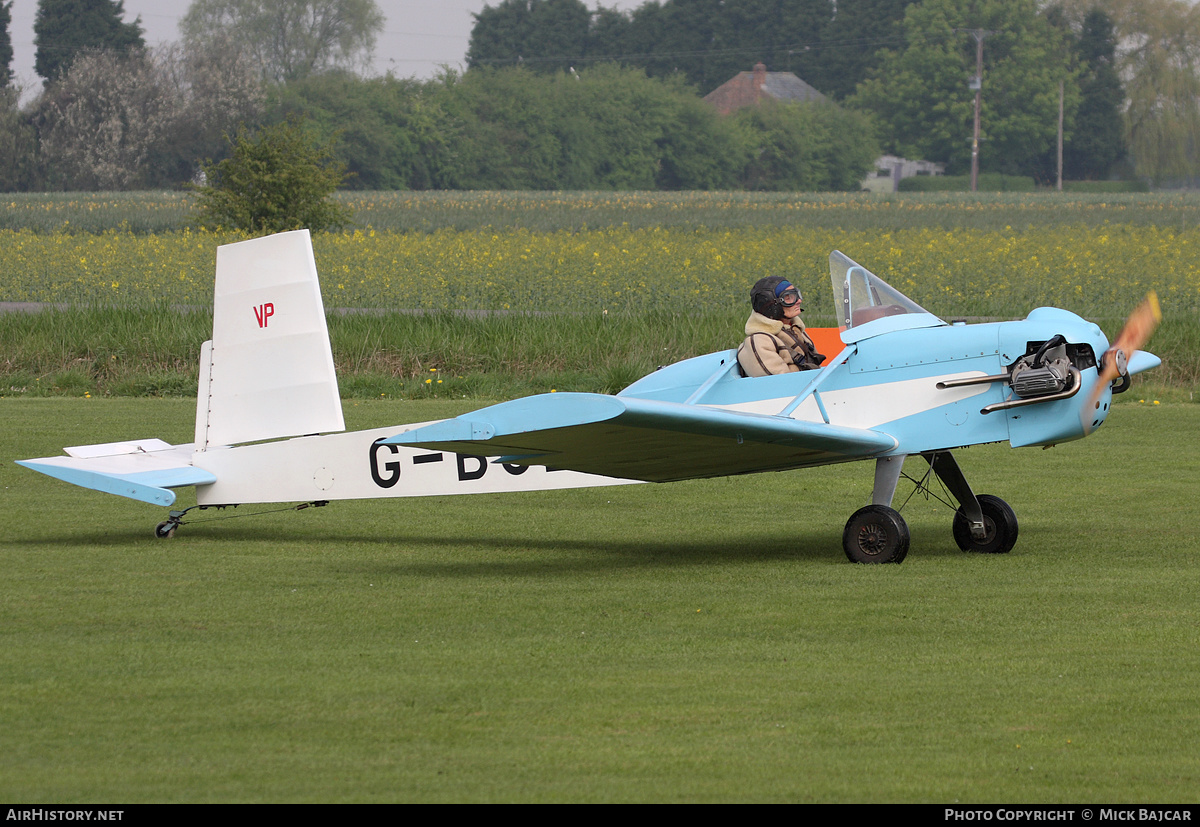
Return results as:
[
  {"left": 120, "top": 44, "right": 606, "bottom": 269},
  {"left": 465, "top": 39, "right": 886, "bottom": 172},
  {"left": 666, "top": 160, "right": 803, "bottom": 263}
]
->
[{"left": 196, "top": 230, "right": 345, "bottom": 448}]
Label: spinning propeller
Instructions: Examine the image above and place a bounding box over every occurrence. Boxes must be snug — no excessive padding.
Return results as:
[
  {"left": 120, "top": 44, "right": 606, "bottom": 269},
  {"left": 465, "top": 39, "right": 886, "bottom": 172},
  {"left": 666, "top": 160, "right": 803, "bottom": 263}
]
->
[{"left": 1088, "top": 292, "right": 1162, "bottom": 409}]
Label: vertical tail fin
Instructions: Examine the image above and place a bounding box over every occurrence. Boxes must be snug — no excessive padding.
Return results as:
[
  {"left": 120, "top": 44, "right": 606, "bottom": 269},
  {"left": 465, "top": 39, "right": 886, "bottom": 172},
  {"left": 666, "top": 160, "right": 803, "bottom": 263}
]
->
[{"left": 196, "top": 230, "right": 345, "bottom": 449}]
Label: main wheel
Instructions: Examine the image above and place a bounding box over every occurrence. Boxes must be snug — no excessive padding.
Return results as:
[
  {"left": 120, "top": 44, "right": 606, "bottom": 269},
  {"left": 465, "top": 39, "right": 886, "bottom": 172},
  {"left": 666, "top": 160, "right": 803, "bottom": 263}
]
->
[
  {"left": 842, "top": 505, "right": 910, "bottom": 564},
  {"left": 952, "top": 494, "right": 1018, "bottom": 554}
]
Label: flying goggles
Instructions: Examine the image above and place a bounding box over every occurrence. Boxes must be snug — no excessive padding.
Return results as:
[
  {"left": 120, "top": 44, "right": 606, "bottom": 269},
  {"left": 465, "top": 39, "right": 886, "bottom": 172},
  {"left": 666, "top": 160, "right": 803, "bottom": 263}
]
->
[{"left": 775, "top": 283, "right": 802, "bottom": 308}]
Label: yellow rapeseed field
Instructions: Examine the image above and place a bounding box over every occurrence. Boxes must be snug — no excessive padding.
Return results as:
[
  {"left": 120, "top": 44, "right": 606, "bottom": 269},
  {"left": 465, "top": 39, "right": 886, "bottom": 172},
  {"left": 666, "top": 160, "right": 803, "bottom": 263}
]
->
[{"left": 3, "top": 225, "right": 1199, "bottom": 319}]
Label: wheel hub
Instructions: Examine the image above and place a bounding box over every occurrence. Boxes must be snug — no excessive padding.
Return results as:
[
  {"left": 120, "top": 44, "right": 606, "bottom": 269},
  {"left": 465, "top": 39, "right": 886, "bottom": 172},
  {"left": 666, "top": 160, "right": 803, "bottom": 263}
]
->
[
  {"left": 978, "top": 516, "right": 996, "bottom": 544},
  {"left": 855, "top": 525, "right": 889, "bottom": 556}
]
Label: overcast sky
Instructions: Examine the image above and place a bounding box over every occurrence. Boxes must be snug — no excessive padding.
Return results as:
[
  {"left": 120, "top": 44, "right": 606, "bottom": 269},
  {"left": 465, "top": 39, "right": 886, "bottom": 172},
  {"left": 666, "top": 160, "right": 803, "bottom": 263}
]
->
[{"left": 8, "top": 0, "right": 645, "bottom": 95}]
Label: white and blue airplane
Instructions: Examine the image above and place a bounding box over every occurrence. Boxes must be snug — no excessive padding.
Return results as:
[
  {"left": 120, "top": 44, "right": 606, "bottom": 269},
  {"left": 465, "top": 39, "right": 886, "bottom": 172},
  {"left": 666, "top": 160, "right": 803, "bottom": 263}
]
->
[{"left": 17, "top": 230, "right": 1161, "bottom": 563}]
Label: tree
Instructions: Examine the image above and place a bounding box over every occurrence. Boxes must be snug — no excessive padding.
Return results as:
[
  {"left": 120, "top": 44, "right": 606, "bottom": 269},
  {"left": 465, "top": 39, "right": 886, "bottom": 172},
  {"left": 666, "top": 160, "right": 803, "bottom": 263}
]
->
[
  {"left": 620, "top": 0, "right": 727, "bottom": 89},
  {"left": 412, "top": 62, "right": 868, "bottom": 191},
  {"left": 708, "top": 0, "right": 833, "bottom": 94},
  {"left": 272, "top": 72, "right": 438, "bottom": 190},
  {"left": 421, "top": 64, "right": 750, "bottom": 191},
  {"left": 1, "top": 1, "right": 14, "bottom": 88},
  {"left": 1064, "top": 7, "right": 1125, "bottom": 179},
  {"left": 430, "top": 67, "right": 567, "bottom": 189},
  {"left": 734, "top": 100, "right": 878, "bottom": 190},
  {"left": 144, "top": 37, "right": 266, "bottom": 187},
  {"left": 195, "top": 117, "right": 352, "bottom": 234},
  {"left": 37, "top": 48, "right": 177, "bottom": 190},
  {"left": 181, "top": 0, "right": 385, "bottom": 84},
  {"left": 652, "top": 81, "right": 749, "bottom": 189},
  {"left": 548, "top": 63, "right": 742, "bottom": 189},
  {"left": 467, "top": 0, "right": 836, "bottom": 95},
  {"left": 849, "top": 0, "right": 1078, "bottom": 177},
  {"left": 1110, "top": 0, "right": 1200, "bottom": 184},
  {"left": 1012, "top": 0, "right": 1200, "bottom": 184},
  {"left": 467, "top": 0, "right": 590, "bottom": 73},
  {"left": 33, "top": 0, "right": 144, "bottom": 82},
  {"left": 0, "top": 87, "right": 38, "bottom": 190},
  {"left": 586, "top": 5, "right": 631, "bottom": 62},
  {"left": 33, "top": 41, "right": 263, "bottom": 190},
  {"left": 816, "top": 0, "right": 910, "bottom": 100}
]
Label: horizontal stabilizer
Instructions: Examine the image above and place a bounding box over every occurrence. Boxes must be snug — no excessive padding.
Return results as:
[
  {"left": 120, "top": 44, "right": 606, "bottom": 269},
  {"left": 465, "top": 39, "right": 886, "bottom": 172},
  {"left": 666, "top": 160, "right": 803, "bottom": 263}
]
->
[
  {"left": 387, "top": 392, "right": 896, "bottom": 482},
  {"left": 64, "top": 438, "right": 174, "bottom": 458},
  {"left": 17, "top": 443, "right": 213, "bottom": 506}
]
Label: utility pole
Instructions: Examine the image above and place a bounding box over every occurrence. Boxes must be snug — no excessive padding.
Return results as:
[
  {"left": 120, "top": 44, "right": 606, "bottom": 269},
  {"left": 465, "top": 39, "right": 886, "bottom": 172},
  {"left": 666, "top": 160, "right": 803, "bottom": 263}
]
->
[
  {"left": 1057, "top": 80, "right": 1064, "bottom": 191},
  {"left": 958, "top": 29, "right": 995, "bottom": 192}
]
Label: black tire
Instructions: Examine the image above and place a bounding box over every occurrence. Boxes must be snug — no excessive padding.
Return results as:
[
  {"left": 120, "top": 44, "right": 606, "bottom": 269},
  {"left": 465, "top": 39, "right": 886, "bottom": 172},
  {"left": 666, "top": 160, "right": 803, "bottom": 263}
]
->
[
  {"left": 154, "top": 521, "right": 176, "bottom": 539},
  {"left": 952, "top": 494, "right": 1018, "bottom": 554},
  {"left": 842, "top": 505, "right": 910, "bottom": 564}
]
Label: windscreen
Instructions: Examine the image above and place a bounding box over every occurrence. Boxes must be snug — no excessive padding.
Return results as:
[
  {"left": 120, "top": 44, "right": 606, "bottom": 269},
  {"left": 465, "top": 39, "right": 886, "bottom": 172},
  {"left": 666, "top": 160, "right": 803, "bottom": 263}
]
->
[{"left": 829, "top": 251, "right": 938, "bottom": 330}]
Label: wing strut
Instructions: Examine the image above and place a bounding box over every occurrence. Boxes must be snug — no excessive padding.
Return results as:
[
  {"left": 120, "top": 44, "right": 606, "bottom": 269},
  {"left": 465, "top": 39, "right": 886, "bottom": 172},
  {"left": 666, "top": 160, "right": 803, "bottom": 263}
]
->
[{"left": 779, "top": 343, "right": 855, "bottom": 421}]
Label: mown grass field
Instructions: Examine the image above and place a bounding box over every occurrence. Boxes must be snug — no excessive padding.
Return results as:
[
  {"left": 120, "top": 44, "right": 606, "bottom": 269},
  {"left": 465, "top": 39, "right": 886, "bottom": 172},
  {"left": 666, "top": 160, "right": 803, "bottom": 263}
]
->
[{"left": 2, "top": 397, "right": 1198, "bottom": 802}]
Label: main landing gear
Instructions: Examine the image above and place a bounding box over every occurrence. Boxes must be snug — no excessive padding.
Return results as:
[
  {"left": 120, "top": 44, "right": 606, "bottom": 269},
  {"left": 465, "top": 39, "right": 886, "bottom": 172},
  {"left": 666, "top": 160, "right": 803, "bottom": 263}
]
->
[
  {"left": 841, "top": 451, "right": 1018, "bottom": 564},
  {"left": 843, "top": 504, "right": 910, "bottom": 564}
]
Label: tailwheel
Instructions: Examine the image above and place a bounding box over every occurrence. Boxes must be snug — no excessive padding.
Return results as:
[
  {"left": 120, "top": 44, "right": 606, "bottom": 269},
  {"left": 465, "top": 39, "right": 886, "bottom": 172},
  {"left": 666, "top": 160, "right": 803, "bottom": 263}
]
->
[
  {"left": 843, "top": 505, "right": 910, "bottom": 564},
  {"left": 153, "top": 509, "right": 187, "bottom": 539},
  {"left": 952, "top": 494, "right": 1018, "bottom": 554}
]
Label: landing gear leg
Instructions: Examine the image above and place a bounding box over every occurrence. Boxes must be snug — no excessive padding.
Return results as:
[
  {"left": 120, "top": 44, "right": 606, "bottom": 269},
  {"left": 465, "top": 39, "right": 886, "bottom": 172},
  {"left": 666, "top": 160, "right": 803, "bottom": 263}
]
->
[
  {"left": 921, "top": 451, "right": 1018, "bottom": 554},
  {"left": 872, "top": 454, "right": 906, "bottom": 506},
  {"left": 842, "top": 456, "right": 911, "bottom": 564}
]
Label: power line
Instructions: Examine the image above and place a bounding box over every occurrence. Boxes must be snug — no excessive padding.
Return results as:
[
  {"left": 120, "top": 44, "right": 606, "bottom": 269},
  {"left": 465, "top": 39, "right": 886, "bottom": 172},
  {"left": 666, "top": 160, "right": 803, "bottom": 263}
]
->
[{"left": 468, "top": 32, "right": 912, "bottom": 68}]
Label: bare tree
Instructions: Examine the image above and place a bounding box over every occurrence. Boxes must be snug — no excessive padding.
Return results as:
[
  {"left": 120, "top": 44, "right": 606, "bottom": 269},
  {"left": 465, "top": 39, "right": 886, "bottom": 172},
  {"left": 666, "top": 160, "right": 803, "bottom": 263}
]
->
[
  {"left": 37, "top": 49, "right": 178, "bottom": 189},
  {"left": 181, "top": 0, "right": 385, "bottom": 84},
  {"left": 36, "top": 41, "right": 265, "bottom": 190},
  {"left": 154, "top": 36, "right": 266, "bottom": 185}
]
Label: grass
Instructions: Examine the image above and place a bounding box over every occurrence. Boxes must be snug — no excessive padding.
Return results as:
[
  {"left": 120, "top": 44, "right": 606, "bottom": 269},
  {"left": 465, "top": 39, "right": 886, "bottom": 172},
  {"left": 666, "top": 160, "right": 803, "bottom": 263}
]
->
[
  {"left": 2, "top": 307, "right": 1196, "bottom": 402},
  {"left": 2, "top": 397, "right": 1199, "bottom": 802},
  {"left": 336, "top": 190, "right": 1200, "bottom": 234},
  {"left": 6, "top": 190, "right": 1200, "bottom": 234}
]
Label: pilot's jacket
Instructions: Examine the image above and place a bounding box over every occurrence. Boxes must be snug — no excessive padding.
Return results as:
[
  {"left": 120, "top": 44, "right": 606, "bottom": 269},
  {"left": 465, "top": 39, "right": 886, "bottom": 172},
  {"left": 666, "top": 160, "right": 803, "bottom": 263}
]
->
[{"left": 737, "top": 311, "right": 823, "bottom": 377}]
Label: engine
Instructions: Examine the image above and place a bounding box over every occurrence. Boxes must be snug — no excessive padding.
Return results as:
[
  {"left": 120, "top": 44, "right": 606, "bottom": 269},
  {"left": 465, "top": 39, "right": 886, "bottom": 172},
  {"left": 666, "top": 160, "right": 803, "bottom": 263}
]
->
[{"left": 1008, "top": 336, "right": 1096, "bottom": 399}]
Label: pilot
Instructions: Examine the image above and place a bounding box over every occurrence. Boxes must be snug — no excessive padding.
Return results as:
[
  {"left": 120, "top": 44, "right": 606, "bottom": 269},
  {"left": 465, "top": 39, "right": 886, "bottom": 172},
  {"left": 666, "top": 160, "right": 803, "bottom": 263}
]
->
[{"left": 737, "top": 276, "right": 825, "bottom": 376}]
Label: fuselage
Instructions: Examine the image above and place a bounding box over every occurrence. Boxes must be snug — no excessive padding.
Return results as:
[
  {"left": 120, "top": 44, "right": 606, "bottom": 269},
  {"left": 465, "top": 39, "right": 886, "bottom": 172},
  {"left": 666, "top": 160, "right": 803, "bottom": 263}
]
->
[{"left": 619, "top": 308, "right": 1116, "bottom": 456}]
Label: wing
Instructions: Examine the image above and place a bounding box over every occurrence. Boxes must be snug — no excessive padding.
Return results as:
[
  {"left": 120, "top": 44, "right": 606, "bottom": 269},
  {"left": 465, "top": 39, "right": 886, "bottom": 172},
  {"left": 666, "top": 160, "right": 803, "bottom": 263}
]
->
[{"left": 386, "top": 393, "right": 897, "bottom": 482}]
